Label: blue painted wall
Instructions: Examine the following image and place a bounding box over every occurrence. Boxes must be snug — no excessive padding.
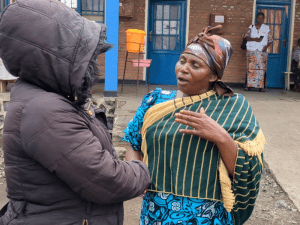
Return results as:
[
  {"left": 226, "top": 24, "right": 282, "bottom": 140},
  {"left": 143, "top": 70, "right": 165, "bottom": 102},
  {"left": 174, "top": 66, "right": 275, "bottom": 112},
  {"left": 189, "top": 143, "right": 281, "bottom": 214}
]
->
[{"left": 104, "top": 0, "right": 119, "bottom": 96}]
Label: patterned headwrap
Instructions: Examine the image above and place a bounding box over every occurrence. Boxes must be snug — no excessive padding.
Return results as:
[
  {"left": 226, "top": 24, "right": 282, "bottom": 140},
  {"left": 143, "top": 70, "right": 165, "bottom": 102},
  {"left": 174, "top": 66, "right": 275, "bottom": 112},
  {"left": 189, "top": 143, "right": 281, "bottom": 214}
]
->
[{"left": 183, "top": 26, "right": 234, "bottom": 96}]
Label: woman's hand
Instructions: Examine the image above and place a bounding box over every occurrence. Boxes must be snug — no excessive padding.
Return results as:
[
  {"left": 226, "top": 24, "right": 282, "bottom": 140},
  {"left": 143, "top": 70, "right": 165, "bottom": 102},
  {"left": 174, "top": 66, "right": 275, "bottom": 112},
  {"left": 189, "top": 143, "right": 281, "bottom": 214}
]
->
[
  {"left": 174, "top": 108, "right": 228, "bottom": 144},
  {"left": 245, "top": 37, "right": 262, "bottom": 42},
  {"left": 175, "top": 108, "right": 238, "bottom": 175},
  {"left": 254, "top": 37, "right": 263, "bottom": 42}
]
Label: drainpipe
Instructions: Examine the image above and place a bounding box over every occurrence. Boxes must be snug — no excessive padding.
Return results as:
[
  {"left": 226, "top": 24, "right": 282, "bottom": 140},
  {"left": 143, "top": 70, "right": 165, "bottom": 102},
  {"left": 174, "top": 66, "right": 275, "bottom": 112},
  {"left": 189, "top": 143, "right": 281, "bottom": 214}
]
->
[
  {"left": 104, "top": 0, "right": 119, "bottom": 97},
  {"left": 285, "top": 0, "right": 296, "bottom": 90}
]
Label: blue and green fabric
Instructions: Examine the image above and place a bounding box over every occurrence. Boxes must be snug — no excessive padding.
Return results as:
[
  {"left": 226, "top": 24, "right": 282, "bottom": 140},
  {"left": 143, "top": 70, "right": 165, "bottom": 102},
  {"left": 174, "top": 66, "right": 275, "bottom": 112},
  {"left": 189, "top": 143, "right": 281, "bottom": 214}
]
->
[{"left": 123, "top": 88, "right": 265, "bottom": 225}]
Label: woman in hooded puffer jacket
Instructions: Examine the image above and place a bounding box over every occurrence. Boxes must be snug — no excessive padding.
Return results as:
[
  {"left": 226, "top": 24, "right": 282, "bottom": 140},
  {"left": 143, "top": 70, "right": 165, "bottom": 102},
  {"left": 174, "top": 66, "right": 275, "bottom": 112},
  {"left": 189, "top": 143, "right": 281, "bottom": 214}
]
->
[{"left": 0, "top": 0, "right": 151, "bottom": 224}]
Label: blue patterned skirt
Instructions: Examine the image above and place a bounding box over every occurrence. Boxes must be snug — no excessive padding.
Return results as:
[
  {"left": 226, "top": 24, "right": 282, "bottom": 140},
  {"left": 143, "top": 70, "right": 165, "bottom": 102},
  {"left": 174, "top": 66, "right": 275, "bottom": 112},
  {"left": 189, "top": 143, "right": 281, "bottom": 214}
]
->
[{"left": 139, "top": 191, "right": 234, "bottom": 225}]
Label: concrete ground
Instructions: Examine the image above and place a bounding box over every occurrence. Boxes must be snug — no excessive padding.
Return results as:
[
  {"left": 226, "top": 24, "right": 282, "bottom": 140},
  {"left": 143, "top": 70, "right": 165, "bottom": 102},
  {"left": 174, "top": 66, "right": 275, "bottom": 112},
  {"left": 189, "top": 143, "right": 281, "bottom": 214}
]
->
[{"left": 0, "top": 84, "right": 299, "bottom": 224}]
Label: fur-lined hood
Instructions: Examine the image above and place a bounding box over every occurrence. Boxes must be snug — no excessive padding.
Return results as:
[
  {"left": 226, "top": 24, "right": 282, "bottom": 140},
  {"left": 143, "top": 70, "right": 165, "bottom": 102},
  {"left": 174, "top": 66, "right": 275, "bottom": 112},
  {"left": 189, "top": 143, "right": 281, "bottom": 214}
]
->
[{"left": 0, "top": 0, "right": 108, "bottom": 98}]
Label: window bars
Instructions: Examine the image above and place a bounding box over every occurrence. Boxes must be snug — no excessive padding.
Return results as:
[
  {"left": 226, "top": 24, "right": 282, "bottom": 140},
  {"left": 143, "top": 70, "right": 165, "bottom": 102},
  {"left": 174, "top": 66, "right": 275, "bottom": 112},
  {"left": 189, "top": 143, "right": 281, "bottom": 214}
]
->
[{"left": 59, "top": 0, "right": 105, "bottom": 23}]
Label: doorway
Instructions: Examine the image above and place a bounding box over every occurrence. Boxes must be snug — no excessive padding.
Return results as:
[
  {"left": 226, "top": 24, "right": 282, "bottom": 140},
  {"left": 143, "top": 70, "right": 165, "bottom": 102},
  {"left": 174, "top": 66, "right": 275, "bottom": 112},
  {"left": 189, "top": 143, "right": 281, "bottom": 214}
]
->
[
  {"left": 256, "top": 2, "right": 291, "bottom": 88},
  {"left": 147, "top": 0, "right": 187, "bottom": 85}
]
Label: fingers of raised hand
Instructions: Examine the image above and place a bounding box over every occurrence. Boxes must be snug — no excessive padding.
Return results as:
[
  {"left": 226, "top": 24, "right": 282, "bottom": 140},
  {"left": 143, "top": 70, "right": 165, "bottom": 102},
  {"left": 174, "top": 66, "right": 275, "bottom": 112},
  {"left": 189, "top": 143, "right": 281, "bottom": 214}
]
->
[
  {"left": 176, "top": 108, "right": 205, "bottom": 118},
  {"left": 179, "top": 129, "right": 199, "bottom": 136},
  {"left": 175, "top": 112, "right": 199, "bottom": 121},
  {"left": 174, "top": 117, "right": 199, "bottom": 129}
]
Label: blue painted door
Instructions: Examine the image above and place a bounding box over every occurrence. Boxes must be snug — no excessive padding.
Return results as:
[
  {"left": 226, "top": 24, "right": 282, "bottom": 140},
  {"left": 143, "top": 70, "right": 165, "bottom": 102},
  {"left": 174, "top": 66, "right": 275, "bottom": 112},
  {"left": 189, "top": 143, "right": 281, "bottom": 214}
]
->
[
  {"left": 257, "top": 4, "right": 289, "bottom": 88},
  {"left": 147, "top": 0, "right": 186, "bottom": 85}
]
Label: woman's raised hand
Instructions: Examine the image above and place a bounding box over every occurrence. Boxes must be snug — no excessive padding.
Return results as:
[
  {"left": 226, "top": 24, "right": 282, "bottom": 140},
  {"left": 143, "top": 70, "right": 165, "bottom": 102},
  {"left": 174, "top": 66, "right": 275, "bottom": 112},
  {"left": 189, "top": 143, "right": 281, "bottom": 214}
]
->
[
  {"left": 175, "top": 108, "right": 228, "bottom": 144},
  {"left": 254, "top": 37, "right": 263, "bottom": 42}
]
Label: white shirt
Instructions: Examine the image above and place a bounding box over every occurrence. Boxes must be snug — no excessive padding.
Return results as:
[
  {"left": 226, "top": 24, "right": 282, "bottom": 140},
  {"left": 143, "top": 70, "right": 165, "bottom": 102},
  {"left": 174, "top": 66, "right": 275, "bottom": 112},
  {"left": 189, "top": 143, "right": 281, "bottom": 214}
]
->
[{"left": 246, "top": 24, "right": 270, "bottom": 52}]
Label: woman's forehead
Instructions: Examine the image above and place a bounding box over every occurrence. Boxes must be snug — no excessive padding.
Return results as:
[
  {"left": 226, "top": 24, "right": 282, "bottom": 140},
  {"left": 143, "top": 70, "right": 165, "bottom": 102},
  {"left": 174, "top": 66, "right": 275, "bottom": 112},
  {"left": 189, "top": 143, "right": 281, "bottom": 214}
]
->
[{"left": 180, "top": 53, "right": 204, "bottom": 62}]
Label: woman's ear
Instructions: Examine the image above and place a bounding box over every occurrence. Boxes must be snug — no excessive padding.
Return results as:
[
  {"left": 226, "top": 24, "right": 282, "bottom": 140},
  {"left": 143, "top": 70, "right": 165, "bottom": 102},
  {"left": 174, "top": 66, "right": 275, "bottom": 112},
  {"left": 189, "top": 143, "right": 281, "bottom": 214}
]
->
[{"left": 209, "top": 74, "right": 218, "bottom": 83}]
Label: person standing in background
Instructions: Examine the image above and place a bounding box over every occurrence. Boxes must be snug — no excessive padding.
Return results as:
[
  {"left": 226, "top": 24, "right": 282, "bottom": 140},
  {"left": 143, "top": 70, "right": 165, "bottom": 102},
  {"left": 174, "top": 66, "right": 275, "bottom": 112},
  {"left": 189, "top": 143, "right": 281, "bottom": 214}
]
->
[
  {"left": 291, "top": 38, "right": 300, "bottom": 91},
  {"left": 244, "top": 12, "right": 273, "bottom": 92}
]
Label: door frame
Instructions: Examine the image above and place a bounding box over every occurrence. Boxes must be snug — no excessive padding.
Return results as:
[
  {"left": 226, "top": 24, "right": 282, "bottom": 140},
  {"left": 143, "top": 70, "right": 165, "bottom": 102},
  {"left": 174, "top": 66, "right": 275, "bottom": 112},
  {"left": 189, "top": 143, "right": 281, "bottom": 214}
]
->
[
  {"left": 143, "top": 0, "right": 189, "bottom": 81},
  {"left": 254, "top": 0, "right": 295, "bottom": 88}
]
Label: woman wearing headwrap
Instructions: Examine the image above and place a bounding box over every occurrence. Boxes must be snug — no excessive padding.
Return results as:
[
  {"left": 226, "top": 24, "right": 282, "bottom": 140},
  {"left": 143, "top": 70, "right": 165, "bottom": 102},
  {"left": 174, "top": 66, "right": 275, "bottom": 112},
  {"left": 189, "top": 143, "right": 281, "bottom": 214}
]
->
[
  {"left": 244, "top": 12, "right": 273, "bottom": 92},
  {"left": 123, "top": 26, "right": 266, "bottom": 225}
]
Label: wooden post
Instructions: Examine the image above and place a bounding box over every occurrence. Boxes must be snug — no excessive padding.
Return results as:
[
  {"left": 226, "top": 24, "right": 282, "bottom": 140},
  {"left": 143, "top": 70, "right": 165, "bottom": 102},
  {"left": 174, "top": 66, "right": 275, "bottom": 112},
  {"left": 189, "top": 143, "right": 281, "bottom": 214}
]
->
[{"left": 0, "top": 81, "right": 7, "bottom": 93}]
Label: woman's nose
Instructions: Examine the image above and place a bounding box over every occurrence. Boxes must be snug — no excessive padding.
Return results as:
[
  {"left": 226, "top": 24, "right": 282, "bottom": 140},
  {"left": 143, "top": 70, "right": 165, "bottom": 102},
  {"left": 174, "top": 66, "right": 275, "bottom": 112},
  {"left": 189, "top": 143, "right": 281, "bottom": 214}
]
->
[{"left": 180, "top": 63, "right": 189, "bottom": 73}]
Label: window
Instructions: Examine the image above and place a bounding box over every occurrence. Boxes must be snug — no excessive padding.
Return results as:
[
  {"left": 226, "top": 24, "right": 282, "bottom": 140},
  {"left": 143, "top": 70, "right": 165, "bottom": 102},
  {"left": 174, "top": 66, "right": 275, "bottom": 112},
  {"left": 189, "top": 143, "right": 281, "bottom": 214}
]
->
[
  {"left": 258, "top": 8, "right": 285, "bottom": 54},
  {"left": 59, "top": 0, "right": 104, "bottom": 23},
  {"left": 59, "top": 0, "right": 77, "bottom": 9},
  {"left": 153, "top": 4, "right": 181, "bottom": 51},
  {"left": 81, "top": 0, "right": 104, "bottom": 23}
]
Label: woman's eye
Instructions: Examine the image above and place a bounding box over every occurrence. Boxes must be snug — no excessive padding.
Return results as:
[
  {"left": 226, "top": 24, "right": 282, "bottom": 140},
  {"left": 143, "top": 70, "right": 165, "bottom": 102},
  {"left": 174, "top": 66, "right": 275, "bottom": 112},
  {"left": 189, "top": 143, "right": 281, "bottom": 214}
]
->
[
  {"left": 193, "top": 63, "right": 200, "bottom": 68},
  {"left": 179, "top": 59, "right": 185, "bottom": 64}
]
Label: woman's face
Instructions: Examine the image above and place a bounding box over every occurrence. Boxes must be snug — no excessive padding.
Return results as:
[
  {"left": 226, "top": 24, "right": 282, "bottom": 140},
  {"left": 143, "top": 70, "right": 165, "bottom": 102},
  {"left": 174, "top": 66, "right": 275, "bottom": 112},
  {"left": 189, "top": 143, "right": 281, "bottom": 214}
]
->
[
  {"left": 175, "top": 53, "right": 217, "bottom": 96},
  {"left": 257, "top": 15, "right": 264, "bottom": 25}
]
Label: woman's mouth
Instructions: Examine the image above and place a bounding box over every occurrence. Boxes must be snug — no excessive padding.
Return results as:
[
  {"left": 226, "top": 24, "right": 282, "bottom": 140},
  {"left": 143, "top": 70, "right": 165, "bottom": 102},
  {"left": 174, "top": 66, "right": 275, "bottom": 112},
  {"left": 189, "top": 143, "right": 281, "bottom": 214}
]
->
[{"left": 177, "top": 77, "right": 189, "bottom": 84}]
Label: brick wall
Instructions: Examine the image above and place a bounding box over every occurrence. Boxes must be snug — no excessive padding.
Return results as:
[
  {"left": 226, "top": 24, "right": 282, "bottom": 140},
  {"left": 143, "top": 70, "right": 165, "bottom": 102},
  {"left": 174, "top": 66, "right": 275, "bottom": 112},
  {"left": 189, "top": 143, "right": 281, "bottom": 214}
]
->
[
  {"left": 116, "top": 0, "right": 254, "bottom": 84},
  {"left": 118, "top": 0, "right": 146, "bottom": 81},
  {"left": 189, "top": 0, "right": 254, "bottom": 84},
  {"left": 105, "top": 0, "right": 300, "bottom": 84},
  {"left": 294, "top": 0, "right": 300, "bottom": 46}
]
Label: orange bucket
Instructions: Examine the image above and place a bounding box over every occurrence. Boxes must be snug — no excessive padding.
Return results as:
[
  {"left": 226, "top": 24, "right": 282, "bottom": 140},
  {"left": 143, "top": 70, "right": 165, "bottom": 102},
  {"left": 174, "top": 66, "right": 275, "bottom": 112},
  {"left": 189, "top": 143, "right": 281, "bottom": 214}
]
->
[{"left": 126, "top": 29, "right": 146, "bottom": 53}]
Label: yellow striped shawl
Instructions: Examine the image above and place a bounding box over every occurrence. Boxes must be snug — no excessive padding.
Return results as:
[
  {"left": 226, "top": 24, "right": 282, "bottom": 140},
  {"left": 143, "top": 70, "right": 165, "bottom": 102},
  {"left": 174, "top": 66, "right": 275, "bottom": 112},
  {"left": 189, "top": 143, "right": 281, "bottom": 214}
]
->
[{"left": 141, "top": 90, "right": 266, "bottom": 214}]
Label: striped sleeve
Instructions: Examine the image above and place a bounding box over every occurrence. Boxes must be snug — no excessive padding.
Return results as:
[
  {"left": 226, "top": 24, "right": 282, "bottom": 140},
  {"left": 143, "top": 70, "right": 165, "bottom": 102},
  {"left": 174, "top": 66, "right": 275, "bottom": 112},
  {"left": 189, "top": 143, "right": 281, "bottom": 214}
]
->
[{"left": 232, "top": 146, "right": 263, "bottom": 224}]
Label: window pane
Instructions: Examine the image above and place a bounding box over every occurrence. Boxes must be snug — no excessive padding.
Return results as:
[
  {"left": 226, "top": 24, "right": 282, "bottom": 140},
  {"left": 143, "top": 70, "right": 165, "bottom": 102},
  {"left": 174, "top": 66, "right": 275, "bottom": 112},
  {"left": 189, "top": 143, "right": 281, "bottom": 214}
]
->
[
  {"left": 163, "top": 21, "right": 170, "bottom": 35},
  {"left": 163, "top": 36, "right": 169, "bottom": 50},
  {"left": 0, "top": 0, "right": 5, "bottom": 12},
  {"left": 60, "top": 0, "right": 77, "bottom": 9},
  {"left": 82, "top": 0, "right": 88, "bottom": 11},
  {"left": 171, "top": 5, "right": 178, "bottom": 20},
  {"left": 268, "top": 44, "right": 273, "bottom": 53},
  {"left": 273, "top": 40, "right": 280, "bottom": 53},
  {"left": 268, "top": 10, "right": 275, "bottom": 24},
  {"left": 82, "top": 0, "right": 103, "bottom": 13},
  {"left": 170, "top": 21, "right": 178, "bottom": 35},
  {"left": 163, "top": 5, "right": 170, "bottom": 20},
  {"left": 275, "top": 10, "right": 282, "bottom": 24},
  {"left": 156, "top": 21, "right": 162, "bottom": 34},
  {"left": 156, "top": 5, "right": 163, "bottom": 19},
  {"left": 100, "top": 0, "right": 104, "bottom": 12},
  {"left": 170, "top": 36, "right": 177, "bottom": 50},
  {"left": 262, "top": 9, "right": 268, "bottom": 23},
  {"left": 269, "top": 25, "right": 274, "bottom": 39},
  {"left": 155, "top": 36, "right": 162, "bottom": 50},
  {"left": 274, "top": 25, "right": 281, "bottom": 39}
]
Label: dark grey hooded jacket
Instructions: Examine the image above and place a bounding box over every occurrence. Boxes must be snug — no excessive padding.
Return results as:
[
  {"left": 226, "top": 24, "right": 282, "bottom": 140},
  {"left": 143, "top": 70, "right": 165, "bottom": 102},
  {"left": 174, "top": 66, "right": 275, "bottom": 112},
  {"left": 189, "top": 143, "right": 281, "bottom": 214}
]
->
[{"left": 0, "top": 0, "right": 151, "bottom": 224}]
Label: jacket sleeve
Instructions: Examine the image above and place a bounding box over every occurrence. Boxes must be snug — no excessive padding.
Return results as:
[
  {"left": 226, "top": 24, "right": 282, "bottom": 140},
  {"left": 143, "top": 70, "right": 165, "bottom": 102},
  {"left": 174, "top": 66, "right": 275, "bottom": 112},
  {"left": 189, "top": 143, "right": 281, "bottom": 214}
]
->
[{"left": 20, "top": 95, "right": 151, "bottom": 205}]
